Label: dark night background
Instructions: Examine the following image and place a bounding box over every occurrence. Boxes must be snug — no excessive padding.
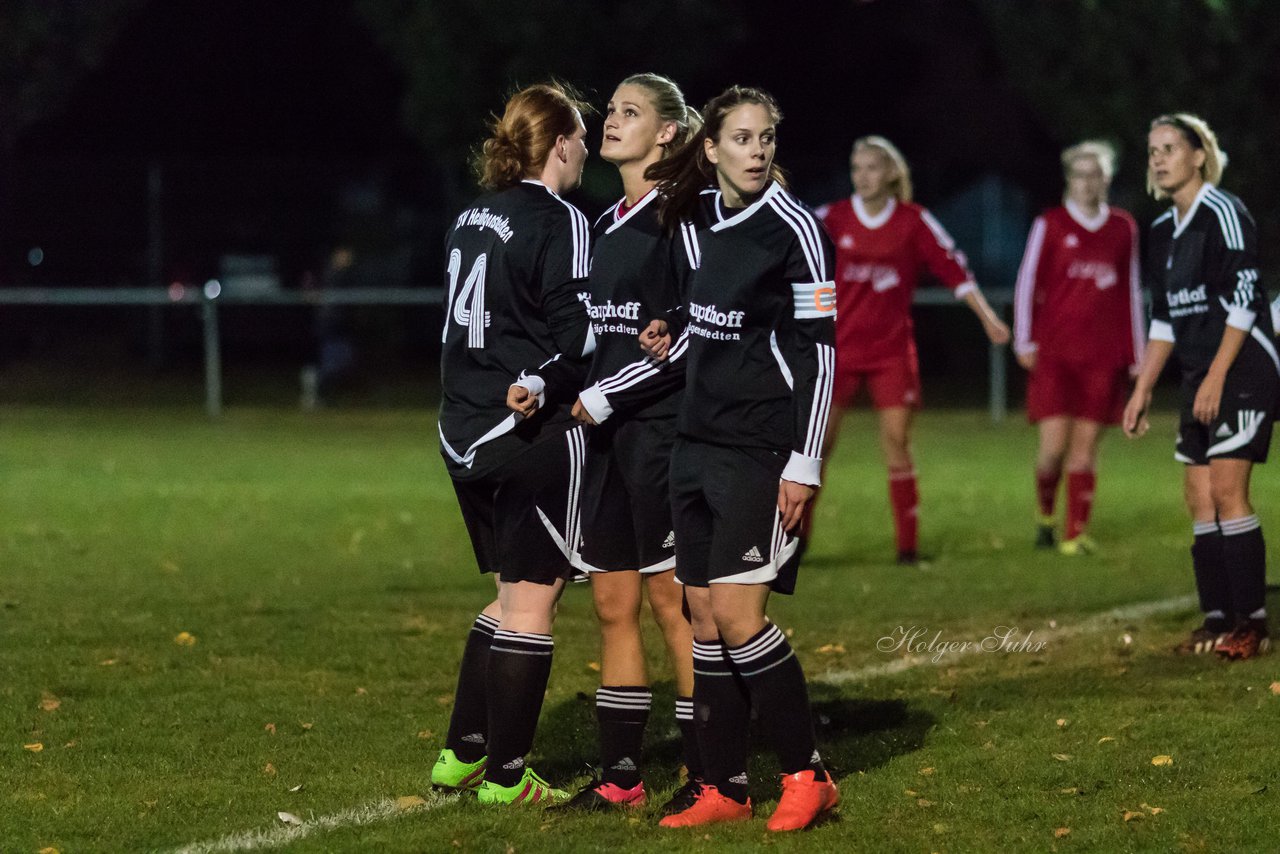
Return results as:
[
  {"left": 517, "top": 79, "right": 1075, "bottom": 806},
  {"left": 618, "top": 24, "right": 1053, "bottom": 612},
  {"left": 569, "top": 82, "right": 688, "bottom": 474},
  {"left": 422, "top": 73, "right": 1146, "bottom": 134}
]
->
[{"left": 1, "top": 0, "right": 1276, "bottom": 406}]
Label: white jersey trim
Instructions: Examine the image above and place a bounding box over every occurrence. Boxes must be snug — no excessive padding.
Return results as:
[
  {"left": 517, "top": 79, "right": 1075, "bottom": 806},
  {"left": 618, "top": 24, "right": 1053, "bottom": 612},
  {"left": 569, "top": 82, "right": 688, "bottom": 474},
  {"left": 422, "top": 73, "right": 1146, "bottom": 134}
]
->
[
  {"left": 852, "top": 195, "right": 897, "bottom": 230},
  {"left": 710, "top": 181, "right": 783, "bottom": 232},
  {"left": 438, "top": 414, "right": 518, "bottom": 469},
  {"left": 1065, "top": 200, "right": 1110, "bottom": 233},
  {"left": 1013, "top": 216, "right": 1048, "bottom": 356},
  {"left": 769, "top": 191, "right": 832, "bottom": 284},
  {"left": 604, "top": 188, "right": 659, "bottom": 235},
  {"left": 1203, "top": 186, "right": 1244, "bottom": 251},
  {"left": 1171, "top": 183, "right": 1212, "bottom": 240}
]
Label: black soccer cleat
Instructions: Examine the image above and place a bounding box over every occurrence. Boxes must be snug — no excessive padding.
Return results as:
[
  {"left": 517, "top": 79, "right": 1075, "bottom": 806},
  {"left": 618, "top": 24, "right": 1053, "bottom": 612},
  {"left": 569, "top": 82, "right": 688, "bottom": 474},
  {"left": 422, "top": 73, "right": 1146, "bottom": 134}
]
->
[
  {"left": 660, "top": 777, "right": 705, "bottom": 816},
  {"left": 550, "top": 778, "right": 646, "bottom": 811},
  {"left": 1035, "top": 524, "right": 1056, "bottom": 549}
]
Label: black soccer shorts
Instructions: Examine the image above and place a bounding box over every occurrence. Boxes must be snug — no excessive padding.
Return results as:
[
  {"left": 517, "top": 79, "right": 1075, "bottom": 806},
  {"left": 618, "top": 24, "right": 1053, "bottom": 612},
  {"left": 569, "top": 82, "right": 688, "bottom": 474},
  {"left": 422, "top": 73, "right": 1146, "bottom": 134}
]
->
[
  {"left": 451, "top": 426, "right": 585, "bottom": 584},
  {"left": 577, "top": 416, "right": 677, "bottom": 574},
  {"left": 669, "top": 437, "right": 803, "bottom": 594},
  {"left": 1175, "top": 354, "right": 1278, "bottom": 465}
]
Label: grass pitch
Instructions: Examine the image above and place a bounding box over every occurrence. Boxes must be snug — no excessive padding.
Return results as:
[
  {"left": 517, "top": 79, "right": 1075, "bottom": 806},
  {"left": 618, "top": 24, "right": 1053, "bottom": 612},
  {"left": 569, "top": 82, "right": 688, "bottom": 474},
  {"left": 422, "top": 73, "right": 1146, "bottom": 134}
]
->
[{"left": 2, "top": 406, "right": 1277, "bottom": 853}]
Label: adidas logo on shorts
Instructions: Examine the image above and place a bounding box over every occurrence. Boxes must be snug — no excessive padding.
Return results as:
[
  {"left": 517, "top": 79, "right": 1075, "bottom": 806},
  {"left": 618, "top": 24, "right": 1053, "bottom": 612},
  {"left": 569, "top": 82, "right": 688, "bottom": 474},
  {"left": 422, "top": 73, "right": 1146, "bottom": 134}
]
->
[
  {"left": 742, "top": 545, "right": 764, "bottom": 563},
  {"left": 612, "top": 757, "right": 637, "bottom": 771},
  {"left": 1215, "top": 423, "right": 1234, "bottom": 438},
  {"left": 662, "top": 531, "right": 675, "bottom": 549}
]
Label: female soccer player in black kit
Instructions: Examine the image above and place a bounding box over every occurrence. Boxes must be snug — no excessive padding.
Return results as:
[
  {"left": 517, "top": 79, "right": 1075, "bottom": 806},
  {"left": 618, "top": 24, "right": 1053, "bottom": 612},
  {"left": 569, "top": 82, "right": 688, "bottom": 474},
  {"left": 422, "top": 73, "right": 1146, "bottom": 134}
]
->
[
  {"left": 546, "top": 73, "right": 703, "bottom": 814},
  {"left": 1123, "top": 114, "right": 1277, "bottom": 660},
  {"left": 431, "top": 82, "right": 595, "bottom": 804},
  {"left": 633, "top": 86, "right": 840, "bottom": 832}
]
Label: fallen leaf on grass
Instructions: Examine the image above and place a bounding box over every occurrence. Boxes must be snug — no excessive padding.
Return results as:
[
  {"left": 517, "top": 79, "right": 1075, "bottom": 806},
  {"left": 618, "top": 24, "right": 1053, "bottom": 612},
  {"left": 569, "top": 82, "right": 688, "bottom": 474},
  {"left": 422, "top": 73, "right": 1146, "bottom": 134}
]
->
[
  {"left": 1054, "top": 827, "right": 1071, "bottom": 838},
  {"left": 174, "top": 632, "right": 197, "bottom": 647},
  {"left": 289, "top": 784, "right": 304, "bottom": 793},
  {"left": 586, "top": 661, "right": 601, "bottom": 672},
  {"left": 1052, "top": 753, "right": 1072, "bottom": 762},
  {"left": 436, "top": 694, "right": 452, "bottom": 706},
  {"left": 904, "top": 788, "right": 918, "bottom": 797},
  {"left": 39, "top": 692, "right": 61, "bottom": 712},
  {"left": 277, "top": 811, "right": 303, "bottom": 826},
  {"left": 38, "top": 848, "right": 59, "bottom": 854},
  {"left": 417, "top": 730, "right": 433, "bottom": 740},
  {"left": 1151, "top": 755, "right": 1173, "bottom": 767},
  {"left": 263, "top": 763, "right": 277, "bottom": 777},
  {"left": 99, "top": 658, "right": 118, "bottom": 666},
  {"left": 1056, "top": 718, "right": 1067, "bottom": 727},
  {"left": 1098, "top": 736, "right": 1115, "bottom": 744},
  {"left": 919, "top": 767, "right": 935, "bottom": 776},
  {"left": 396, "top": 795, "right": 427, "bottom": 810},
  {"left": 1140, "top": 803, "right": 1164, "bottom": 815},
  {"left": 816, "top": 643, "right": 846, "bottom": 654},
  {"left": 1270, "top": 681, "right": 1280, "bottom": 696},
  {"left": 63, "top": 741, "right": 76, "bottom": 749},
  {"left": 355, "top": 687, "right": 368, "bottom": 696},
  {"left": 143, "top": 800, "right": 158, "bottom": 808},
  {"left": 24, "top": 743, "right": 44, "bottom": 752},
  {"left": 932, "top": 823, "right": 947, "bottom": 834},
  {"left": 1122, "top": 810, "right": 1144, "bottom": 822},
  {"left": 264, "top": 723, "right": 276, "bottom": 735},
  {"left": 784, "top": 627, "right": 795, "bottom": 638},
  {"left": 917, "top": 798, "right": 934, "bottom": 807},
  {"left": 300, "top": 722, "right": 313, "bottom": 731},
  {"left": 1060, "top": 787, "right": 1083, "bottom": 795}
]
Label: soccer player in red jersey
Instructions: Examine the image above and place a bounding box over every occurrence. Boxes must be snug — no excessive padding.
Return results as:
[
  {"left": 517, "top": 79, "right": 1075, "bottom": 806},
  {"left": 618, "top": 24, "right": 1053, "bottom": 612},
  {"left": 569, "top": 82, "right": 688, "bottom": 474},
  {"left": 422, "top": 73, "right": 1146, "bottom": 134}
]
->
[
  {"left": 817, "top": 137, "right": 1010, "bottom": 564},
  {"left": 1013, "top": 141, "right": 1145, "bottom": 555}
]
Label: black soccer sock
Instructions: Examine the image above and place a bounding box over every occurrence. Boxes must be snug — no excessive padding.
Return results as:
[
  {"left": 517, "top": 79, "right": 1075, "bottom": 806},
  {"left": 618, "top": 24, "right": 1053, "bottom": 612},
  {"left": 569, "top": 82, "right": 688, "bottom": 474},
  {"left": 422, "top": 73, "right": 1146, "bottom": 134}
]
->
[
  {"left": 1220, "top": 515, "right": 1267, "bottom": 620},
  {"left": 444, "top": 613, "right": 499, "bottom": 762},
  {"left": 674, "top": 696, "right": 704, "bottom": 781},
  {"left": 693, "top": 638, "right": 752, "bottom": 804},
  {"left": 1191, "top": 522, "right": 1231, "bottom": 633},
  {"left": 484, "top": 629, "right": 554, "bottom": 787},
  {"left": 727, "top": 623, "right": 825, "bottom": 777},
  {"left": 596, "top": 686, "right": 650, "bottom": 789}
]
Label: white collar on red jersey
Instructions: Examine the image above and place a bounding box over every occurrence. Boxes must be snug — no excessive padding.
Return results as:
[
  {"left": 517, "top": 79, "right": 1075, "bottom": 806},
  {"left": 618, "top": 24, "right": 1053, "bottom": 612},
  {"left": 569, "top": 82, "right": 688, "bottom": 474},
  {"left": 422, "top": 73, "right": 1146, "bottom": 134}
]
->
[
  {"left": 1171, "top": 182, "right": 1214, "bottom": 238},
  {"left": 852, "top": 194, "right": 897, "bottom": 230},
  {"left": 1064, "top": 199, "right": 1110, "bottom": 233}
]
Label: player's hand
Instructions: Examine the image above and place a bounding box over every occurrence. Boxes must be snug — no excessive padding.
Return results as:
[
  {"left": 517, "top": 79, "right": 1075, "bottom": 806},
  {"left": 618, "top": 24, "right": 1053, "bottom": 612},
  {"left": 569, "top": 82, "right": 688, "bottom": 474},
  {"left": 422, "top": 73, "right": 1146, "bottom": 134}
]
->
[
  {"left": 640, "top": 319, "right": 671, "bottom": 360},
  {"left": 1192, "top": 372, "right": 1225, "bottom": 425},
  {"left": 984, "top": 317, "right": 1012, "bottom": 346},
  {"left": 1015, "top": 350, "right": 1037, "bottom": 371},
  {"left": 777, "top": 479, "right": 816, "bottom": 534},
  {"left": 507, "top": 384, "right": 539, "bottom": 418},
  {"left": 1122, "top": 388, "right": 1151, "bottom": 438},
  {"left": 570, "top": 398, "right": 598, "bottom": 426}
]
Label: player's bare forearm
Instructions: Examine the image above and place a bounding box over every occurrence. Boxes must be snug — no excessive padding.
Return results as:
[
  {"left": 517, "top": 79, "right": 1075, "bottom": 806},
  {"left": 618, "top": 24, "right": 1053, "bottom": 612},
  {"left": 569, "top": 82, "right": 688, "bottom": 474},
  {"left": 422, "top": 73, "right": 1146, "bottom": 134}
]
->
[
  {"left": 962, "top": 288, "right": 1011, "bottom": 344},
  {"left": 1131, "top": 339, "right": 1174, "bottom": 395}
]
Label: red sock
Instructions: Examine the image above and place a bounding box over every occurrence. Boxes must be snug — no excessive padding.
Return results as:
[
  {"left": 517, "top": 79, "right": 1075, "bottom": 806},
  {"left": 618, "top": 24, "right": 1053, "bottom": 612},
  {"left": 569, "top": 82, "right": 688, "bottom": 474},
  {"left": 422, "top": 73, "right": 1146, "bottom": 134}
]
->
[
  {"left": 1035, "top": 468, "right": 1061, "bottom": 518},
  {"left": 888, "top": 468, "right": 919, "bottom": 555},
  {"left": 1065, "top": 470, "right": 1096, "bottom": 540}
]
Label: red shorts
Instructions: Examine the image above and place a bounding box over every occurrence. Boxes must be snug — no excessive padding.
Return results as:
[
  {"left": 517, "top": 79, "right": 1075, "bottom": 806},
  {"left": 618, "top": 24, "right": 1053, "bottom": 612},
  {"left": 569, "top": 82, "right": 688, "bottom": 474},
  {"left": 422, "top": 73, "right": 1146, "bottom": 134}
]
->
[
  {"left": 834, "top": 353, "right": 921, "bottom": 410},
  {"left": 1026, "top": 356, "right": 1129, "bottom": 424}
]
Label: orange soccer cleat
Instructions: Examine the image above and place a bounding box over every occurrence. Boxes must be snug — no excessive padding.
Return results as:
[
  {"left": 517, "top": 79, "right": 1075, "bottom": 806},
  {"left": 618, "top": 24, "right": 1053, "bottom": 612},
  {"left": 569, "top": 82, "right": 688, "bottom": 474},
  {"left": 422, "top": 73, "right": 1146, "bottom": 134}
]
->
[
  {"left": 766, "top": 769, "right": 840, "bottom": 832},
  {"left": 657, "top": 785, "right": 751, "bottom": 828}
]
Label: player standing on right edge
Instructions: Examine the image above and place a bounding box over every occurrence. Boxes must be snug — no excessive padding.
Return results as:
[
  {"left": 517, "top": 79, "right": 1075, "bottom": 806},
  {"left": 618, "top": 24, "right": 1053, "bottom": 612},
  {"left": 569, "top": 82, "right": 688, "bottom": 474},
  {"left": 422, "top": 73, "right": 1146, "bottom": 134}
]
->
[{"left": 1123, "top": 113, "right": 1277, "bottom": 660}]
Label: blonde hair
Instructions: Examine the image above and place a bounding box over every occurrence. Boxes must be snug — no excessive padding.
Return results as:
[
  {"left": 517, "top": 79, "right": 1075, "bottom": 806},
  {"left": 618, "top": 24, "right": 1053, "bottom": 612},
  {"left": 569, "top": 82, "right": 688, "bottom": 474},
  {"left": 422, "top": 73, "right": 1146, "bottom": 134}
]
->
[
  {"left": 619, "top": 73, "right": 703, "bottom": 155},
  {"left": 853, "top": 136, "right": 913, "bottom": 202},
  {"left": 1147, "top": 113, "right": 1225, "bottom": 199},
  {"left": 472, "top": 82, "right": 591, "bottom": 191},
  {"left": 1061, "top": 140, "right": 1116, "bottom": 181}
]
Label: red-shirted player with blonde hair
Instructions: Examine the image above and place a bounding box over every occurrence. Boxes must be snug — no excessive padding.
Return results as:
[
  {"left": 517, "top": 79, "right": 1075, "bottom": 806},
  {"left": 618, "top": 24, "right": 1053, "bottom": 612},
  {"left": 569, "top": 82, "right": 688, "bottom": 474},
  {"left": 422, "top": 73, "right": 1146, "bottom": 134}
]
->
[
  {"left": 1014, "top": 141, "right": 1144, "bottom": 555},
  {"left": 817, "top": 136, "right": 1010, "bottom": 564}
]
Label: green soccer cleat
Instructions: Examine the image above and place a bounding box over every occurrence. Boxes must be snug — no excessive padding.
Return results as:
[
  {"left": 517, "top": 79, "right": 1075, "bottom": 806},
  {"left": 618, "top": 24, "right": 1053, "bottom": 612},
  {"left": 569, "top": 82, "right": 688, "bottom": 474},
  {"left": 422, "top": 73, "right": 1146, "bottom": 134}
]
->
[
  {"left": 430, "top": 748, "right": 487, "bottom": 791},
  {"left": 1057, "top": 534, "right": 1097, "bottom": 557},
  {"left": 476, "top": 766, "right": 567, "bottom": 805}
]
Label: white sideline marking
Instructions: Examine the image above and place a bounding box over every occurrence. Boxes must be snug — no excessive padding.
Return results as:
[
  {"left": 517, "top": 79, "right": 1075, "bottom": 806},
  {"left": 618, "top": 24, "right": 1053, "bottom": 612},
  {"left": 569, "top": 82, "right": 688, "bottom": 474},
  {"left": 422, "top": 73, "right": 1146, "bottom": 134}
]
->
[
  {"left": 169, "top": 792, "right": 452, "bottom": 854},
  {"left": 171, "top": 595, "right": 1196, "bottom": 851},
  {"left": 817, "top": 593, "right": 1198, "bottom": 685}
]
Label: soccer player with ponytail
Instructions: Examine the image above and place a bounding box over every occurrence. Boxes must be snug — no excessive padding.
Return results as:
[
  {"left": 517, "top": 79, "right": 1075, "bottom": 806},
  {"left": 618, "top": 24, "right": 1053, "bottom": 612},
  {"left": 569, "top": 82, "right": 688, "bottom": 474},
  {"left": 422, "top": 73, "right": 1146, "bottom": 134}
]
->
[{"left": 431, "top": 82, "right": 594, "bottom": 804}]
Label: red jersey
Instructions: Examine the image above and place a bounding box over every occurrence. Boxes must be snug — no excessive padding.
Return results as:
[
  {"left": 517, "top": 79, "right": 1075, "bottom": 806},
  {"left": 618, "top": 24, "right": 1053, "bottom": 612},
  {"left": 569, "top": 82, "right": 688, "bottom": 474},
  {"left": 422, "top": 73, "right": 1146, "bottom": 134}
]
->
[
  {"left": 816, "top": 196, "right": 976, "bottom": 369},
  {"left": 1013, "top": 202, "right": 1143, "bottom": 369}
]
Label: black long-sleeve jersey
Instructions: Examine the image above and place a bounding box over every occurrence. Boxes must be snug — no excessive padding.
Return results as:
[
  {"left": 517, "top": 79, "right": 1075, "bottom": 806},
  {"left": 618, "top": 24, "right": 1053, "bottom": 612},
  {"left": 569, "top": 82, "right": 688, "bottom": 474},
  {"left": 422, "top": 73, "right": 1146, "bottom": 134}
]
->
[
  {"left": 652, "top": 182, "right": 837, "bottom": 485},
  {"left": 1147, "top": 183, "right": 1278, "bottom": 384},
  {"left": 575, "top": 188, "right": 700, "bottom": 422},
  {"left": 438, "top": 180, "right": 593, "bottom": 481}
]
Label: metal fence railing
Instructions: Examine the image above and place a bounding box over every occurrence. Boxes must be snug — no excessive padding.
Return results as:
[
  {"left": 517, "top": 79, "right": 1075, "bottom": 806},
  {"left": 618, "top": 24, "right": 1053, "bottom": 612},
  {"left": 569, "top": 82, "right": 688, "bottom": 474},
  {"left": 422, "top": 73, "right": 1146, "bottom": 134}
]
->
[{"left": 0, "top": 286, "right": 1016, "bottom": 421}]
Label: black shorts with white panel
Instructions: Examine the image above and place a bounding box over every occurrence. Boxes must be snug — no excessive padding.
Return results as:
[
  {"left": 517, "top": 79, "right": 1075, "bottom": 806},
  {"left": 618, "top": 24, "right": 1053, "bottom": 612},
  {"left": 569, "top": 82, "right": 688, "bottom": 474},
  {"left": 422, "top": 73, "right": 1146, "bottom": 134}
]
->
[
  {"left": 450, "top": 426, "right": 586, "bottom": 584},
  {"left": 1175, "top": 349, "right": 1279, "bottom": 465},
  {"left": 577, "top": 416, "right": 677, "bottom": 574},
  {"left": 669, "top": 436, "right": 802, "bottom": 594}
]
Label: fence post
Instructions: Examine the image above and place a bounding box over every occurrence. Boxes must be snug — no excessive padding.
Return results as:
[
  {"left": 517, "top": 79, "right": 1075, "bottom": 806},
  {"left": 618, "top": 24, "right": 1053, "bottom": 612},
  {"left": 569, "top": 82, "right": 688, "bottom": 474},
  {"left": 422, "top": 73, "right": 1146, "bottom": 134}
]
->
[{"left": 202, "top": 281, "right": 223, "bottom": 418}]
